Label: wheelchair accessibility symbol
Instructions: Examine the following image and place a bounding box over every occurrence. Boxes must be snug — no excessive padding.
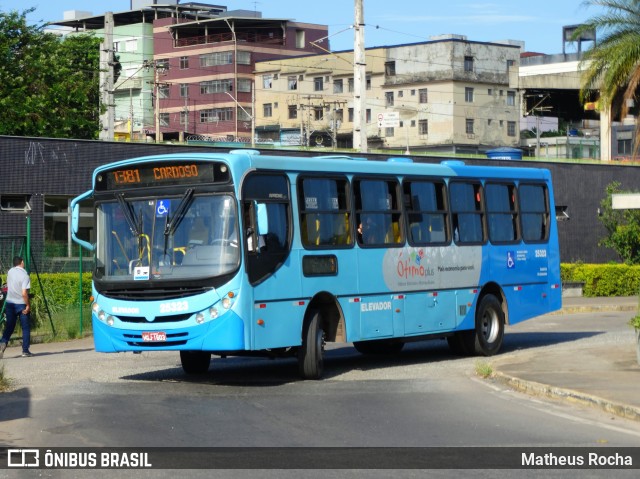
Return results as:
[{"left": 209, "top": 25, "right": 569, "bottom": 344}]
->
[
  {"left": 507, "top": 251, "right": 515, "bottom": 269},
  {"left": 156, "top": 200, "right": 170, "bottom": 217}
]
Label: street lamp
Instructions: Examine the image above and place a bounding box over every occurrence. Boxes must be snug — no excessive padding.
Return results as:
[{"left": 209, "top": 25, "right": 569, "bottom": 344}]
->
[{"left": 225, "top": 90, "right": 255, "bottom": 148}]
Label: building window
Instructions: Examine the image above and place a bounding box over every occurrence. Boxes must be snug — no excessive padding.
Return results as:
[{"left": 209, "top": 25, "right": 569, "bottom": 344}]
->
[
  {"left": 158, "top": 85, "right": 169, "bottom": 99},
  {"left": 263, "top": 103, "right": 273, "bottom": 117},
  {"left": 288, "top": 76, "right": 298, "bottom": 90},
  {"left": 419, "top": 119, "right": 428, "bottom": 135},
  {"left": 348, "top": 78, "right": 354, "bottom": 92},
  {"left": 200, "top": 108, "right": 233, "bottom": 122},
  {"left": 180, "top": 56, "right": 189, "bottom": 69},
  {"left": 199, "top": 51, "right": 233, "bottom": 67},
  {"left": 314, "top": 106, "right": 323, "bottom": 121},
  {"left": 296, "top": 29, "right": 305, "bottom": 48},
  {"left": 385, "top": 127, "right": 395, "bottom": 137},
  {"left": 466, "top": 118, "right": 474, "bottom": 134},
  {"left": 419, "top": 88, "right": 428, "bottom": 104},
  {"left": 618, "top": 138, "right": 632, "bottom": 155},
  {"left": 465, "top": 87, "right": 474, "bottom": 103},
  {"left": 366, "top": 76, "right": 371, "bottom": 90},
  {"left": 263, "top": 75, "right": 273, "bottom": 89},
  {"left": 314, "top": 77, "right": 324, "bottom": 91},
  {"left": 159, "top": 113, "right": 169, "bottom": 127},
  {"left": 385, "top": 61, "right": 396, "bottom": 76},
  {"left": 488, "top": 88, "right": 493, "bottom": 96},
  {"left": 366, "top": 109, "right": 371, "bottom": 123},
  {"left": 464, "top": 56, "right": 474, "bottom": 72},
  {"left": 507, "top": 121, "right": 516, "bottom": 137},
  {"left": 288, "top": 105, "right": 297, "bottom": 119},
  {"left": 237, "top": 79, "right": 252, "bottom": 92},
  {"left": 180, "top": 110, "right": 187, "bottom": 125},
  {"left": 385, "top": 91, "right": 394, "bottom": 107},
  {"left": 334, "top": 109, "right": 343, "bottom": 123},
  {"left": 348, "top": 108, "right": 354, "bottom": 122},
  {"left": 200, "top": 80, "right": 233, "bottom": 94},
  {"left": 180, "top": 83, "right": 189, "bottom": 98},
  {"left": 507, "top": 91, "right": 516, "bottom": 106},
  {"left": 238, "top": 107, "right": 252, "bottom": 122},
  {"left": 333, "top": 79, "right": 343, "bottom": 94},
  {"left": 236, "top": 51, "right": 251, "bottom": 65}
]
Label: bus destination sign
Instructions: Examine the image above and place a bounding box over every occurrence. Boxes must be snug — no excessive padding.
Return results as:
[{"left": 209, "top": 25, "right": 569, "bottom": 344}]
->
[{"left": 97, "top": 162, "right": 224, "bottom": 190}]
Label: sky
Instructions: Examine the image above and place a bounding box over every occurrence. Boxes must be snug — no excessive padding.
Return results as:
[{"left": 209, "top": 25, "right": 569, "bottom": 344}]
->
[{"left": 0, "top": 0, "right": 606, "bottom": 54}]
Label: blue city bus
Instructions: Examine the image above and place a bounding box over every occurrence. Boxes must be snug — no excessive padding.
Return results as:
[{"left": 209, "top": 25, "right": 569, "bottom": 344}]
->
[{"left": 71, "top": 150, "right": 561, "bottom": 379}]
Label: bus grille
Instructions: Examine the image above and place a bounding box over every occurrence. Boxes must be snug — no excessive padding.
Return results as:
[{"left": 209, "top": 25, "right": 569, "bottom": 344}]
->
[{"left": 118, "top": 313, "right": 192, "bottom": 324}]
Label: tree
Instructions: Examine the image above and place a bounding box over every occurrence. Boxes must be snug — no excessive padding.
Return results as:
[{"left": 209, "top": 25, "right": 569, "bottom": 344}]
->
[
  {"left": 0, "top": 9, "right": 102, "bottom": 139},
  {"left": 575, "top": 1, "right": 640, "bottom": 128},
  {"left": 598, "top": 181, "right": 640, "bottom": 264}
]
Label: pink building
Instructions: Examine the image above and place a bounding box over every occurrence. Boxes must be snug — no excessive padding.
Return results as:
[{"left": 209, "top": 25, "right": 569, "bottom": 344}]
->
[{"left": 153, "top": 12, "right": 328, "bottom": 142}]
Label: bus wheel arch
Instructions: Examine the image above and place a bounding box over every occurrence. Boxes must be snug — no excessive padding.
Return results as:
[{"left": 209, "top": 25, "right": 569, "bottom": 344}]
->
[{"left": 307, "top": 292, "right": 346, "bottom": 343}]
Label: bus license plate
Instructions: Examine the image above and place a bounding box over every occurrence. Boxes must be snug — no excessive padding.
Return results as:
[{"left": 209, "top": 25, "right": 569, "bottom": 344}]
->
[{"left": 142, "top": 331, "right": 166, "bottom": 342}]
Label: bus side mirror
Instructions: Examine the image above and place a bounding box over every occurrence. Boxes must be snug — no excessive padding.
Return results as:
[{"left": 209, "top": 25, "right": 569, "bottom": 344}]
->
[
  {"left": 256, "top": 202, "right": 269, "bottom": 236},
  {"left": 71, "top": 190, "right": 95, "bottom": 252}
]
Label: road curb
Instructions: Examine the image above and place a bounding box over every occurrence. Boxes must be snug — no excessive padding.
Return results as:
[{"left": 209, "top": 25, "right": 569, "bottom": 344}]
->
[
  {"left": 551, "top": 305, "right": 637, "bottom": 315},
  {"left": 493, "top": 371, "right": 640, "bottom": 422}
]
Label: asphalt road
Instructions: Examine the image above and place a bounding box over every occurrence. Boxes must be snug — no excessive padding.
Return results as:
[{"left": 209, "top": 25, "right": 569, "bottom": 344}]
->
[{"left": 1, "top": 311, "right": 640, "bottom": 478}]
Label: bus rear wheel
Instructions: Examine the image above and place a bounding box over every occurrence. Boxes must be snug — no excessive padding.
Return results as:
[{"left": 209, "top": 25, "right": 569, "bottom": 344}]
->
[
  {"left": 180, "top": 351, "right": 212, "bottom": 374},
  {"left": 463, "top": 294, "right": 504, "bottom": 356},
  {"left": 298, "top": 310, "right": 325, "bottom": 380},
  {"left": 353, "top": 339, "right": 404, "bottom": 355}
]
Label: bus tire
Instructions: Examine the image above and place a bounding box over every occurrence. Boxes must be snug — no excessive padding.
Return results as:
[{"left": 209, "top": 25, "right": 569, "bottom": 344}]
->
[
  {"left": 353, "top": 339, "right": 404, "bottom": 355},
  {"left": 464, "top": 294, "right": 504, "bottom": 356},
  {"left": 298, "top": 310, "right": 325, "bottom": 380},
  {"left": 180, "top": 351, "right": 212, "bottom": 374}
]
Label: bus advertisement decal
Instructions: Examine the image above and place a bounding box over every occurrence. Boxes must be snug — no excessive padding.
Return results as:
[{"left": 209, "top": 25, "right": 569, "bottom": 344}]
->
[{"left": 383, "top": 246, "right": 481, "bottom": 291}]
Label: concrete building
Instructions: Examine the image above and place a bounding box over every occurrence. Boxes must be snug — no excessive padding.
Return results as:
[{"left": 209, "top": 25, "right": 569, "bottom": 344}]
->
[
  {"left": 253, "top": 35, "right": 522, "bottom": 153},
  {"left": 152, "top": 11, "right": 329, "bottom": 142}
]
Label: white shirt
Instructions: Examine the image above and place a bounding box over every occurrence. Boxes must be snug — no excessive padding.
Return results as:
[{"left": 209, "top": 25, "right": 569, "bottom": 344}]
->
[{"left": 6, "top": 266, "right": 30, "bottom": 305}]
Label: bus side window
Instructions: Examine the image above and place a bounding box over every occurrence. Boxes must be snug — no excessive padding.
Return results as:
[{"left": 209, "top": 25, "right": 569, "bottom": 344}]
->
[
  {"left": 404, "top": 180, "right": 448, "bottom": 245},
  {"left": 519, "top": 183, "right": 549, "bottom": 242},
  {"left": 450, "top": 181, "right": 485, "bottom": 244}
]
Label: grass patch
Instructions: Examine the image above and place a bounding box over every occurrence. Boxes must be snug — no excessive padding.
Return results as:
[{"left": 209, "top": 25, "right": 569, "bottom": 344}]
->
[
  {"left": 474, "top": 360, "right": 493, "bottom": 379},
  {"left": 0, "top": 364, "right": 11, "bottom": 392}
]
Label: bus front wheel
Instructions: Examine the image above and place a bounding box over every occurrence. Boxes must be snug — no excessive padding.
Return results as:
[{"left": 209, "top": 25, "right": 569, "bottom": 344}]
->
[
  {"left": 180, "top": 350, "right": 212, "bottom": 374},
  {"left": 298, "top": 310, "right": 325, "bottom": 380},
  {"left": 464, "top": 294, "right": 504, "bottom": 356}
]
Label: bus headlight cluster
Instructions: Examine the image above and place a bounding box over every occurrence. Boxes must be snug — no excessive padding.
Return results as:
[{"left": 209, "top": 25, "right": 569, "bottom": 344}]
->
[{"left": 92, "top": 302, "right": 115, "bottom": 327}]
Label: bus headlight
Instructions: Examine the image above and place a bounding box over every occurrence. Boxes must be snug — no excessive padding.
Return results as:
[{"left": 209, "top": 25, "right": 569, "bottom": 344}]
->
[
  {"left": 222, "top": 297, "right": 231, "bottom": 309},
  {"left": 195, "top": 313, "right": 205, "bottom": 324},
  {"left": 97, "top": 310, "right": 106, "bottom": 322},
  {"left": 209, "top": 307, "right": 219, "bottom": 319},
  {"left": 106, "top": 316, "right": 115, "bottom": 326},
  {"left": 92, "top": 302, "right": 101, "bottom": 313}
]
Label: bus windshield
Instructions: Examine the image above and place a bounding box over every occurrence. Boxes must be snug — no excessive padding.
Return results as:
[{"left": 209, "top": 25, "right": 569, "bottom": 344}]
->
[{"left": 96, "top": 193, "right": 239, "bottom": 282}]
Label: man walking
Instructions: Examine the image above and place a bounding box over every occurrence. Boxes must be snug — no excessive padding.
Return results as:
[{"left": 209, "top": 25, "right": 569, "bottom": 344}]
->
[{"left": 0, "top": 256, "right": 33, "bottom": 358}]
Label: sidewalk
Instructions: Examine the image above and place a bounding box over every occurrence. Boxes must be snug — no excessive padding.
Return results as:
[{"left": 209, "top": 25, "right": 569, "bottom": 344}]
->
[{"left": 492, "top": 296, "right": 640, "bottom": 422}]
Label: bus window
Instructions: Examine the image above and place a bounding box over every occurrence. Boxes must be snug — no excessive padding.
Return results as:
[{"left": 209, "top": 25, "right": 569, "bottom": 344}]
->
[
  {"left": 485, "top": 183, "right": 518, "bottom": 244},
  {"left": 450, "top": 181, "right": 485, "bottom": 244},
  {"left": 519, "top": 183, "right": 549, "bottom": 242},
  {"left": 354, "top": 178, "right": 403, "bottom": 247},
  {"left": 298, "top": 177, "right": 352, "bottom": 248},
  {"left": 403, "top": 180, "right": 449, "bottom": 245}
]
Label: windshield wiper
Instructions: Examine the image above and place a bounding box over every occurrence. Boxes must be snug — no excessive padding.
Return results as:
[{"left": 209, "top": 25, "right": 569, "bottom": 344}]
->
[
  {"left": 164, "top": 188, "right": 194, "bottom": 238},
  {"left": 116, "top": 193, "right": 140, "bottom": 237}
]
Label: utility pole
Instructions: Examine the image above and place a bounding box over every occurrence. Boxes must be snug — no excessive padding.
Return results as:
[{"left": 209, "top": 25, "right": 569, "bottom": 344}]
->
[
  {"left": 525, "top": 93, "right": 551, "bottom": 158},
  {"left": 353, "top": 0, "right": 367, "bottom": 152},
  {"left": 99, "top": 12, "right": 115, "bottom": 141},
  {"left": 146, "top": 60, "right": 168, "bottom": 143}
]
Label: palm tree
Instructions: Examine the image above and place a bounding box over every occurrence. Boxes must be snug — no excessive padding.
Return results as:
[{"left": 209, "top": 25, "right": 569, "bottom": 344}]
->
[{"left": 575, "top": 0, "right": 640, "bottom": 121}]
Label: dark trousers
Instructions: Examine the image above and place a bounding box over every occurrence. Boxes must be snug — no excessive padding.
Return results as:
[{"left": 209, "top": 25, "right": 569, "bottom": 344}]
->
[{"left": 1, "top": 302, "right": 30, "bottom": 352}]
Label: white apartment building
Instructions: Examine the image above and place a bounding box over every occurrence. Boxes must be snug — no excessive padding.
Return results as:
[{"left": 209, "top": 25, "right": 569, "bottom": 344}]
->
[{"left": 254, "top": 35, "right": 522, "bottom": 153}]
